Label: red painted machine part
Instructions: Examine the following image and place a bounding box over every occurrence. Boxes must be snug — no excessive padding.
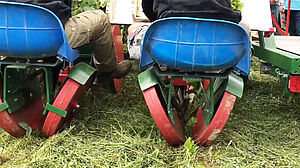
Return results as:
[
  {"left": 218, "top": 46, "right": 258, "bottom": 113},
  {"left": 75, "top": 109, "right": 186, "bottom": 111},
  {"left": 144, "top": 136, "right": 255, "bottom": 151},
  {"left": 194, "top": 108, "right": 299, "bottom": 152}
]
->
[
  {"left": 289, "top": 75, "right": 300, "bottom": 93},
  {"left": 0, "top": 97, "right": 46, "bottom": 137},
  {"left": 173, "top": 78, "right": 188, "bottom": 86},
  {"left": 142, "top": 86, "right": 185, "bottom": 146},
  {"left": 58, "top": 66, "right": 70, "bottom": 84},
  {"left": 111, "top": 25, "right": 125, "bottom": 93},
  {"left": 192, "top": 92, "right": 236, "bottom": 146},
  {"left": 42, "top": 77, "right": 92, "bottom": 137}
]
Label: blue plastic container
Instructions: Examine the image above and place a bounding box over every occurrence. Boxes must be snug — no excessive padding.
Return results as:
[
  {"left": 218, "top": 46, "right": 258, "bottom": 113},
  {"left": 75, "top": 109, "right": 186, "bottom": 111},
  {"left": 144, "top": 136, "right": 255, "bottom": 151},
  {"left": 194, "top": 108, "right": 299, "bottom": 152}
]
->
[
  {"left": 140, "top": 17, "right": 251, "bottom": 75},
  {"left": 0, "top": 1, "right": 78, "bottom": 62}
]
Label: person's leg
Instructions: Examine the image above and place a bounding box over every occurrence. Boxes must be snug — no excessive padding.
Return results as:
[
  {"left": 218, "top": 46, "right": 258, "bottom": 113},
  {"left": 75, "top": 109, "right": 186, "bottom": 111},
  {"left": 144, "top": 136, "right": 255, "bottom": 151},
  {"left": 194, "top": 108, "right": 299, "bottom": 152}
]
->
[
  {"left": 273, "top": 4, "right": 281, "bottom": 34},
  {"left": 271, "top": 4, "right": 280, "bottom": 24},
  {"left": 294, "top": 10, "right": 300, "bottom": 36},
  {"left": 64, "top": 10, "right": 117, "bottom": 72},
  {"left": 286, "top": 10, "right": 296, "bottom": 35}
]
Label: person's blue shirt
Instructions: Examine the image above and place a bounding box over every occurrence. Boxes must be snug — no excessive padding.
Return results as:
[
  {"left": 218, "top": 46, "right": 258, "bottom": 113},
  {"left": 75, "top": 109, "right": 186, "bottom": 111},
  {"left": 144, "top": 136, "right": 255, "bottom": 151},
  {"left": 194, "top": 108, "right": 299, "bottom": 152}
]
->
[{"left": 281, "top": 0, "right": 300, "bottom": 10}]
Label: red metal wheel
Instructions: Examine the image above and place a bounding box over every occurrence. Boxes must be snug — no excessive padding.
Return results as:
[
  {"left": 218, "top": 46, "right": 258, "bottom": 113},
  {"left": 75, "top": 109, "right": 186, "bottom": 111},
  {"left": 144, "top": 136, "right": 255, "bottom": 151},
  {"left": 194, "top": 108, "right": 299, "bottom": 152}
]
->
[
  {"left": 0, "top": 97, "right": 46, "bottom": 137},
  {"left": 192, "top": 91, "right": 236, "bottom": 146},
  {"left": 42, "top": 77, "right": 92, "bottom": 137},
  {"left": 142, "top": 86, "right": 185, "bottom": 146},
  {"left": 111, "top": 25, "right": 124, "bottom": 93}
]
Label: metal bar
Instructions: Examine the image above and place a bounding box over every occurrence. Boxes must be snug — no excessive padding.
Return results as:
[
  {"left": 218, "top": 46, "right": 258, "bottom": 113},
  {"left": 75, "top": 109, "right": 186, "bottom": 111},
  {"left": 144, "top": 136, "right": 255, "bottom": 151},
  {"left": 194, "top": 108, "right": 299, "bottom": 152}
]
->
[
  {"left": 153, "top": 65, "right": 233, "bottom": 79},
  {"left": 167, "top": 79, "right": 175, "bottom": 125},
  {"left": 43, "top": 67, "right": 54, "bottom": 103},
  {"left": 209, "top": 78, "right": 215, "bottom": 119},
  {"left": 0, "top": 57, "right": 63, "bottom": 67}
]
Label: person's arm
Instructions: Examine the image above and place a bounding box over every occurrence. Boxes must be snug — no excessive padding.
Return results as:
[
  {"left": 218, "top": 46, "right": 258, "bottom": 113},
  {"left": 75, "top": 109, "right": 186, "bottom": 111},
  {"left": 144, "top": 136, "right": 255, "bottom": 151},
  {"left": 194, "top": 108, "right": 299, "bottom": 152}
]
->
[
  {"left": 142, "top": 0, "right": 157, "bottom": 21},
  {"left": 279, "top": 0, "right": 285, "bottom": 13}
]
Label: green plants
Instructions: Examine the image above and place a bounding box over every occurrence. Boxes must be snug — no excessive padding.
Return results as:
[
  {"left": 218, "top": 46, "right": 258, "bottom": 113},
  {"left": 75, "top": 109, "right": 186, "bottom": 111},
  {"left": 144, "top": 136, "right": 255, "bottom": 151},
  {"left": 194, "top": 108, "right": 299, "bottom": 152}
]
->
[
  {"left": 72, "top": 0, "right": 107, "bottom": 15},
  {"left": 231, "top": 0, "right": 244, "bottom": 10}
]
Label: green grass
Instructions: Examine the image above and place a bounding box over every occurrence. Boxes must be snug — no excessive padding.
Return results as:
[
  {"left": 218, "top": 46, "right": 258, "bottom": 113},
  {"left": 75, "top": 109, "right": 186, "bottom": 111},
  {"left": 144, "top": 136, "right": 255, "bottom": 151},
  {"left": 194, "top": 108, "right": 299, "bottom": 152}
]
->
[{"left": 0, "top": 59, "right": 300, "bottom": 167}]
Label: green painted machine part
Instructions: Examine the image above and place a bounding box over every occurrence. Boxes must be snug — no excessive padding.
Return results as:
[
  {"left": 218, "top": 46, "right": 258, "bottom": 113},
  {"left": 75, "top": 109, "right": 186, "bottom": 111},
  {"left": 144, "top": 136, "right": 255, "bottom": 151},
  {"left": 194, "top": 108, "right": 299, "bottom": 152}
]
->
[
  {"left": 0, "top": 65, "right": 52, "bottom": 114},
  {"left": 18, "top": 122, "right": 32, "bottom": 136},
  {"left": 68, "top": 62, "right": 96, "bottom": 85},
  {"left": 225, "top": 73, "right": 244, "bottom": 98},
  {"left": 198, "top": 78, "right": 224, "bottom": 125},
  {"left": 42, "top": 62, "right": 95, "bottom": 116},
  {"left": 138, "top": 68, "right": 160, "bottom": 91},
  {"left": 253, "top": 43, "right": 300, "bottom": 75},
  {"left": 253, "top": 32, "right": 300, "bottom": 94},
  {"left": 167, "top": 79, "right": 175, "bottom": 124},
  {"left": 254, "top": 33, "right": 300, "bottom": 75},
  {"left": 0, "top": 102, "right": 8, "bottom": 112},
  {"left": 44, "top": 103, "right": 67, "bottom": 117},
  {"left": 198, "top": 73, "right": 243, "bottom": 125}
]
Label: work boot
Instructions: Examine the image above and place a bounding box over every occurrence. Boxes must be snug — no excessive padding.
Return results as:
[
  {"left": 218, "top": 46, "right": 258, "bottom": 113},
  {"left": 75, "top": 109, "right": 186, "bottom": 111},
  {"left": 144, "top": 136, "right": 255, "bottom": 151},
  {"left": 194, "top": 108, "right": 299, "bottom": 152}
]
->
[
  {"left": 94, "top": 60, "right": 132, "bottom": 85},
  {"left": 110, "top": 60, "right": 132, "bottom": 79}
]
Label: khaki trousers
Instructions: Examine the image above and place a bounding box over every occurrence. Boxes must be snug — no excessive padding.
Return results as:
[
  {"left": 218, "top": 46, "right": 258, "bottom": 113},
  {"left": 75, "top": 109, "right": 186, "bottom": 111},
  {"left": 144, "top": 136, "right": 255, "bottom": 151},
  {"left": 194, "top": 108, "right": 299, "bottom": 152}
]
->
[{"left": 64, "top": 10, "right": 117, "bottom": 72}]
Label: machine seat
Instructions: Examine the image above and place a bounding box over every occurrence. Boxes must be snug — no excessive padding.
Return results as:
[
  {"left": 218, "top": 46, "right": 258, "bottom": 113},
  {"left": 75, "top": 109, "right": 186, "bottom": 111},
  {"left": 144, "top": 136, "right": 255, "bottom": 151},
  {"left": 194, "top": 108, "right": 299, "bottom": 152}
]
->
[
  {"left": 0, "top": 1, "right": 78, "bottom": 62},
  {"left": 140, "top": 17, "right": 251, "bottom": 73}
]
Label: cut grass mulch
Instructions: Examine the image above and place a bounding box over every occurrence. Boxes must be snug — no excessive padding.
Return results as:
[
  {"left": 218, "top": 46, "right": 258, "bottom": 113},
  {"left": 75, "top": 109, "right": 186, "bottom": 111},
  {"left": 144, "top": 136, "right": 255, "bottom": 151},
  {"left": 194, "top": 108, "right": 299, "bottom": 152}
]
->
[{"left": 0, "top": 59, "right": 300, "bottom": 167}]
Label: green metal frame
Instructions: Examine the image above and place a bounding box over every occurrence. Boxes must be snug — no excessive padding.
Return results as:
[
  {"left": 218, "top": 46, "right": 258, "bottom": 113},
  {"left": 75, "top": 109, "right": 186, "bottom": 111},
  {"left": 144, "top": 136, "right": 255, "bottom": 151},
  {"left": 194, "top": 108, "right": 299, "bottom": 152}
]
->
[
  {"left": 254, "top": 33, "right": 300, "bottom": 75},
  {"left": 253, "top": 32, "right": 300, "bottom": 94},
  {"left": 0, "top": 65, "right": 54, "bottom": 114},
  {"left": 197, "top": 78, "right": 224, "bottom": 125},
  {"left": 167, "top": 79, "right": 175, "bottom": 124},
  {"left": 0, "top": 45, "right": 95, "bottom": 116}
]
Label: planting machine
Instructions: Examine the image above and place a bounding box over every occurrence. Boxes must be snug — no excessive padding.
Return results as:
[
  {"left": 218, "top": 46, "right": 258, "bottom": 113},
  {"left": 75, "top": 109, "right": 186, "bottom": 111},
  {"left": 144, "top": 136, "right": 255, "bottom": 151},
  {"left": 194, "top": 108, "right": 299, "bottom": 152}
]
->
[
  {"left": 108, "top": 0, "right": 252, "bottom": 146},
  {"left": 0, "top": 1, "right": 125, "bottom": 137},
  {"left": 138, "top": 18, "right": 251, "bottom": 146},
  {"left": 137, "top": 0, "right": 300, "bottom": 146}
]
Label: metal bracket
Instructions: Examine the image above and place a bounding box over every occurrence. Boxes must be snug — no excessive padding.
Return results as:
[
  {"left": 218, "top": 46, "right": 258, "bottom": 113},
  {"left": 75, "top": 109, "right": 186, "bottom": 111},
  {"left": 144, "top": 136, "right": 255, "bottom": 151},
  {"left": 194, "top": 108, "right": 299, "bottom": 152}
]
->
[
  {"left": 167, "top": 79, "right": 175, "bottom": 124},
  {"left": 0, "top": 101, "right": 9, "bottom": 112},
  {"left": 44, "top": 103, "right": 67, "bottom": 118},
  {"left": 18, "top": 122, "right": 32, "bottom": 136},
  {"left": 68, "top": 62, "right": 96, "bottom": 85},
  {"left": 225, "top": 73, "right": 244, "bottom": 98},
  {"left": 138, "top": 68, "right": 159, "bottom": 91}
]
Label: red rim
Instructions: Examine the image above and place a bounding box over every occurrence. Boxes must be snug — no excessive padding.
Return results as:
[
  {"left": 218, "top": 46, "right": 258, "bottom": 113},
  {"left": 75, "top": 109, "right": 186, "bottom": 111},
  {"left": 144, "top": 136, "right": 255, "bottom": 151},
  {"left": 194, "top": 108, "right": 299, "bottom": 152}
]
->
[
  {"left": 192, "top": 91, "right": 236, "bottom": 146},
  {"left": 111, "top": 25, "right": 124, "bottom": 93},
  {"left": 142, "top": 86, "right": 185, "bottom": 146},
  {"left": 0, "top": 97, "right": 46, "bottom": 137},
  {"left": 42, "top": 77, "right": 92, "bottom": 137}
]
